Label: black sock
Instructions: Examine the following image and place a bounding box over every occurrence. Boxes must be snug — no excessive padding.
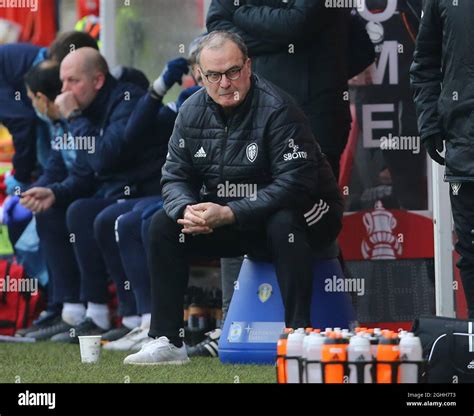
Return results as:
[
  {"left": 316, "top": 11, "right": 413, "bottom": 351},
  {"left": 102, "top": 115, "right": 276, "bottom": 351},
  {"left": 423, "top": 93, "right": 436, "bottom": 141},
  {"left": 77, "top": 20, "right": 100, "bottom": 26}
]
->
[{"left": 169, "top": 338, "right": 183, "bottom": 348}]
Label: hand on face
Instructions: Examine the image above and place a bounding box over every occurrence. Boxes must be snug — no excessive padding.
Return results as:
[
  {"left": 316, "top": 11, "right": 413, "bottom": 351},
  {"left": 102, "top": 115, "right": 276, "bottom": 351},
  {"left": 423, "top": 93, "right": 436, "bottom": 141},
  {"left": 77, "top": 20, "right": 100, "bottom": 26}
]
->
[{"left": 55, "top": 92, "right": 80, "bottom": 119}]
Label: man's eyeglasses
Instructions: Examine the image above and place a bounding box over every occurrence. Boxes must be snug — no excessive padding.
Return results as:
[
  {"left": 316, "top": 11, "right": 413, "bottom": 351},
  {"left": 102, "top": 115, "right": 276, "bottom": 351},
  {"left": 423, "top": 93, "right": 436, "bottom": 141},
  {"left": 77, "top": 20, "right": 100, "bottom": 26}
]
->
[{"left": 201, "top": 66, "right": 243, "bottom": 84}]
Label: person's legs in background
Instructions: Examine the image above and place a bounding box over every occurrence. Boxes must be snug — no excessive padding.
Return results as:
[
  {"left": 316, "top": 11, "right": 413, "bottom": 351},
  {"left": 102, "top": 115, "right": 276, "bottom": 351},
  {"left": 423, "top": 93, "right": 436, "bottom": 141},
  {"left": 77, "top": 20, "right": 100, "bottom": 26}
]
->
[
  {"left": 93, "top": 199, "right": 148, "bottom": 342},
  {"left": 186, "top": 256, "right": 243, "bottom": 358},
  {"left": 36, "top": 207, "right": 83, "bottom": 308},
  {"left": 26, "top": 207, "right": 84, "bottom": 340},
  {"left": 51, "top": 198, "right": 137, "bottom": 343},
  {"left": 104, "top": 197, "right": 161, "bottom": 351},
  {"left": 450, "top": 182, "right": 474, "bottom": 318},
  {"left": 9, "top": 216, "right": 64, "bottom": 335}
]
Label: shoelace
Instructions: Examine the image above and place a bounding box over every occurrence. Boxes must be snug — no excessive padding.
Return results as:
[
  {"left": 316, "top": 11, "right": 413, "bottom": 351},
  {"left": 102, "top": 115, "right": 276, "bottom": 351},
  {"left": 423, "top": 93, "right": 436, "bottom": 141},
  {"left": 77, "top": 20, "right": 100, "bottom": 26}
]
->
[{"left": 143, "top": 336, "right": 173, "bottom": 352}]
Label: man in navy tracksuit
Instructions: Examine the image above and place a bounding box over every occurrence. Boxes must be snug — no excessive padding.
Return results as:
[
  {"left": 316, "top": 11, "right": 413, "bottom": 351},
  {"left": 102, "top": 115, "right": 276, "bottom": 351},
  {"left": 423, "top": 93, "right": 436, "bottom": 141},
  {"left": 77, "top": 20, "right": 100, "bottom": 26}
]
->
[
  {"left": 22, "top": 48, "right": 165, "bottom": 342},
  {"left": 0, "top": 32, "right": 99, "bottom": 195}
]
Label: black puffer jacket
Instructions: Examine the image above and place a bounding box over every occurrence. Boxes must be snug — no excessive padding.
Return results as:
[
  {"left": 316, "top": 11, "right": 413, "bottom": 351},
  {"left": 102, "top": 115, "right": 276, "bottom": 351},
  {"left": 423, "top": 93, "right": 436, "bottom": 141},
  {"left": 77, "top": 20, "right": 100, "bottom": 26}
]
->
[
  {"left": 410, "top": 0, "right": 474, "bottom": 181},
  {"left": 161, "top": 75, "right": 343, "bottom": 226}
]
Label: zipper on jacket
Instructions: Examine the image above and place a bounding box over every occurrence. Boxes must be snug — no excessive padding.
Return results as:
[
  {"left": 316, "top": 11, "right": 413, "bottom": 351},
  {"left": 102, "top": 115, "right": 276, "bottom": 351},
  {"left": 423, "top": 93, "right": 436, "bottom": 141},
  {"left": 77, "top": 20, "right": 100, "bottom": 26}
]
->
[{"left": 219, "top": 125, "right": 229, "bottom": 183}]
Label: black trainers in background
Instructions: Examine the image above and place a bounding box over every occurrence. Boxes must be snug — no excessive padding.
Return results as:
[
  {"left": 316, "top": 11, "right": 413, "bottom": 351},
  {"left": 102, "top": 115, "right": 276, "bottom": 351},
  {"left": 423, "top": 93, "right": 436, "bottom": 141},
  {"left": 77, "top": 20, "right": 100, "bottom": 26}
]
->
[
  {"left": 50, "top": 318, "right": 107, "bottom": 344},
  {"left": 27, "top": 317, "right": 73, "bottom": 341},
  {"left": 187, "top": 328, "right": 221, "bottom": 358},
  {"left": 15, "top": 310, "right": 62, "bottom": 338},
  {"left": 101, "top": 325, "right": 133, "bottom": 344}
]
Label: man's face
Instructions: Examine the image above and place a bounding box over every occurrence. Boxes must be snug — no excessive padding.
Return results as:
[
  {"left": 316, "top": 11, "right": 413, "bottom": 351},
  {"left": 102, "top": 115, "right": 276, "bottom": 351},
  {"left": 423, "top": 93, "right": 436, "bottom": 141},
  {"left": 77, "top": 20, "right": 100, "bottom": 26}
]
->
[
  {"left": 60, "top": 58, "right": 103, "bottom": 110},
  {"left": 27, "top": 88, "right": 47, "bottom": 115},
  {"left": 199, "top": 42, "right": 252, "bottom": 109}
]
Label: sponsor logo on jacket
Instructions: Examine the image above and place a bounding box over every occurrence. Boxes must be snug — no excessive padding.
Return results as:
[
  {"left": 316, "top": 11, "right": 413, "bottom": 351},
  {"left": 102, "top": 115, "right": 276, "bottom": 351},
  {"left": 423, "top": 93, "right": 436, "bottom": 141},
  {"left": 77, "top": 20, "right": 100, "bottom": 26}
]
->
[
  {"left": 283, "top": 143, "right": 307, "bottom": 161},
  {"left": 194, "top": 147, "right": 207, "bottom": 158}
]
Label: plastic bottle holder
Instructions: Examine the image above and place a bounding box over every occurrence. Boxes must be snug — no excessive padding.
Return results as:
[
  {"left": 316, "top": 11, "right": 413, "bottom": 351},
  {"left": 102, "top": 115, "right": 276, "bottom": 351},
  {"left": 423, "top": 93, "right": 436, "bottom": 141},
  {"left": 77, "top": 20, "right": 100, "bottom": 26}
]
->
[{"left": 277, "top": 355, "right": 428, "bottom": 384}]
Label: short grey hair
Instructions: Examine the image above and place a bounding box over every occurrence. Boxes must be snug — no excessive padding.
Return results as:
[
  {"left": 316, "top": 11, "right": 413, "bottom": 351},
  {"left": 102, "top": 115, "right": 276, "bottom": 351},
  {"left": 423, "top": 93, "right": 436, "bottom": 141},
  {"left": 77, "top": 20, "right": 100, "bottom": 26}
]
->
[
  {"left": 195, "top": 31, "right": 248, "bottom": 66},
  {"left": 188, "top": 33, "right": 207, "bottom": 66}
]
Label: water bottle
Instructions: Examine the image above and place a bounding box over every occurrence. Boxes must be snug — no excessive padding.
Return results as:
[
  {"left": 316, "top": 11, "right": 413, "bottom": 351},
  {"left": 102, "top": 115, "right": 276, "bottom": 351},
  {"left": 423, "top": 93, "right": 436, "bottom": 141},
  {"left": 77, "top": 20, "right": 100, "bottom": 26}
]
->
[
  {"left": 341, "top": 329, "right": 352, "bottom": 338},
  {"left": 399, "top": 333, "right": 422, "bottom": 383},
  {"left": 376, "top": 333, "right": 400, "bottom": 383},
  {"left": 301, "top": 333, "right": 312, "bottom": 383},
  {"left": 323, "top": 327, "right": 333, "bottom": 336},
  {"left": 304, "top": 332, "right": 325, "bottom": 383},
  {"left": 368, "top": 333, "right": 379, "bottom": 358},
  {"left": 348, "top": 333, "right": 372, "bottom": 383},
  {"left": 286, "top": 329, "right": 306, "bottom": 383},
  {"left": 277, "top": 333, "right": 289, "bottom": 384},
  {"left": 321, "top": 333, "right": 347, "bottom": 383}
]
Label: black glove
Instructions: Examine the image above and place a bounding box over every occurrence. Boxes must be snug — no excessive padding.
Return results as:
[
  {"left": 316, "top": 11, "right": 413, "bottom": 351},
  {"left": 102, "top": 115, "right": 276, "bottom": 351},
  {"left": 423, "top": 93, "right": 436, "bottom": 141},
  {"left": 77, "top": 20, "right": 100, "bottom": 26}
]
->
[{"left": 423, "top": 134, "right": 445, "bottom": 165}]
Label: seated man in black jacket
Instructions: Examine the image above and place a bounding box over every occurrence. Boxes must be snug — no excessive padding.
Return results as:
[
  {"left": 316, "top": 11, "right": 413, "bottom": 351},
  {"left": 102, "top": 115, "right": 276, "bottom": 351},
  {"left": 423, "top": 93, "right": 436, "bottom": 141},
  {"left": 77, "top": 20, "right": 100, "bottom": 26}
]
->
[{"left": 124, "top": 31, "right": 343, "bottom": 365}]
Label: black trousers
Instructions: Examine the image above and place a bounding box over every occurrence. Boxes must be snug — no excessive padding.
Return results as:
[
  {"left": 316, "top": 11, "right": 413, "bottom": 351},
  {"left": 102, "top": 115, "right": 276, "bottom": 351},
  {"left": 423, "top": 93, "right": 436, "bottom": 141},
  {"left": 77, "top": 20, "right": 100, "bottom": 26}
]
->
[
  {"left": 148, "top": 206, "right": 341, "bottom": 340},
  {"left": 36, "top": 207, "right": 82, "bottom": 304},
  {"left": 67, "top": 198, "right": 140, "bottom": 316},
  {"left": 450, "top": 182, "right": 474, "bottom": 318}
]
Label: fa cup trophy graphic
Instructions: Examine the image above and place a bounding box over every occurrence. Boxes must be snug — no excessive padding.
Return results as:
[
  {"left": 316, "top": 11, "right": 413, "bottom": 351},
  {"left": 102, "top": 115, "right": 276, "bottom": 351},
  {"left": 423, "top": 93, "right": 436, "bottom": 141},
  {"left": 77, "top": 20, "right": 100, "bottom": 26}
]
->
[{"left": 362, "top": 201, "right": 402, "bottom": 260}]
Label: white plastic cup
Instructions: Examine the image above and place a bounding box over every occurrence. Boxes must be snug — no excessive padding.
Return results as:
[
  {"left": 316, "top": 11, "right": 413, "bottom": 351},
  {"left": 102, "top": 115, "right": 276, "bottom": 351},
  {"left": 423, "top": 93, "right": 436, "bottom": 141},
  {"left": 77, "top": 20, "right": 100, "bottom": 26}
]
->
[{"left": 78, "top": 335, "right": 102, "bottom": 364}]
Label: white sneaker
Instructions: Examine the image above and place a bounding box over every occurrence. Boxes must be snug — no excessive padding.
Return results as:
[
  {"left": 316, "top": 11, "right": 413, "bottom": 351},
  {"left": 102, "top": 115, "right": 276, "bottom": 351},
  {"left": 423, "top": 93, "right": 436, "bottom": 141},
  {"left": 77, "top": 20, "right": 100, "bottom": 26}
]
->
[
  {"left": 103, "top": 327, "right": 151, "bottom": 352},
  {"left": 123, "top": 336, "right": 190, "bottom": 365}
]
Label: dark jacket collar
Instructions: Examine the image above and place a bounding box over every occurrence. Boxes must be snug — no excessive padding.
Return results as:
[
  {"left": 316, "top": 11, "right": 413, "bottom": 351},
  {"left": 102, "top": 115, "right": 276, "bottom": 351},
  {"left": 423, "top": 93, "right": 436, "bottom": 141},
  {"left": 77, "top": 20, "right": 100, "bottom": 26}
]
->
[{"left": 82, "top": 73, "right": 117, "bottom": 121}]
